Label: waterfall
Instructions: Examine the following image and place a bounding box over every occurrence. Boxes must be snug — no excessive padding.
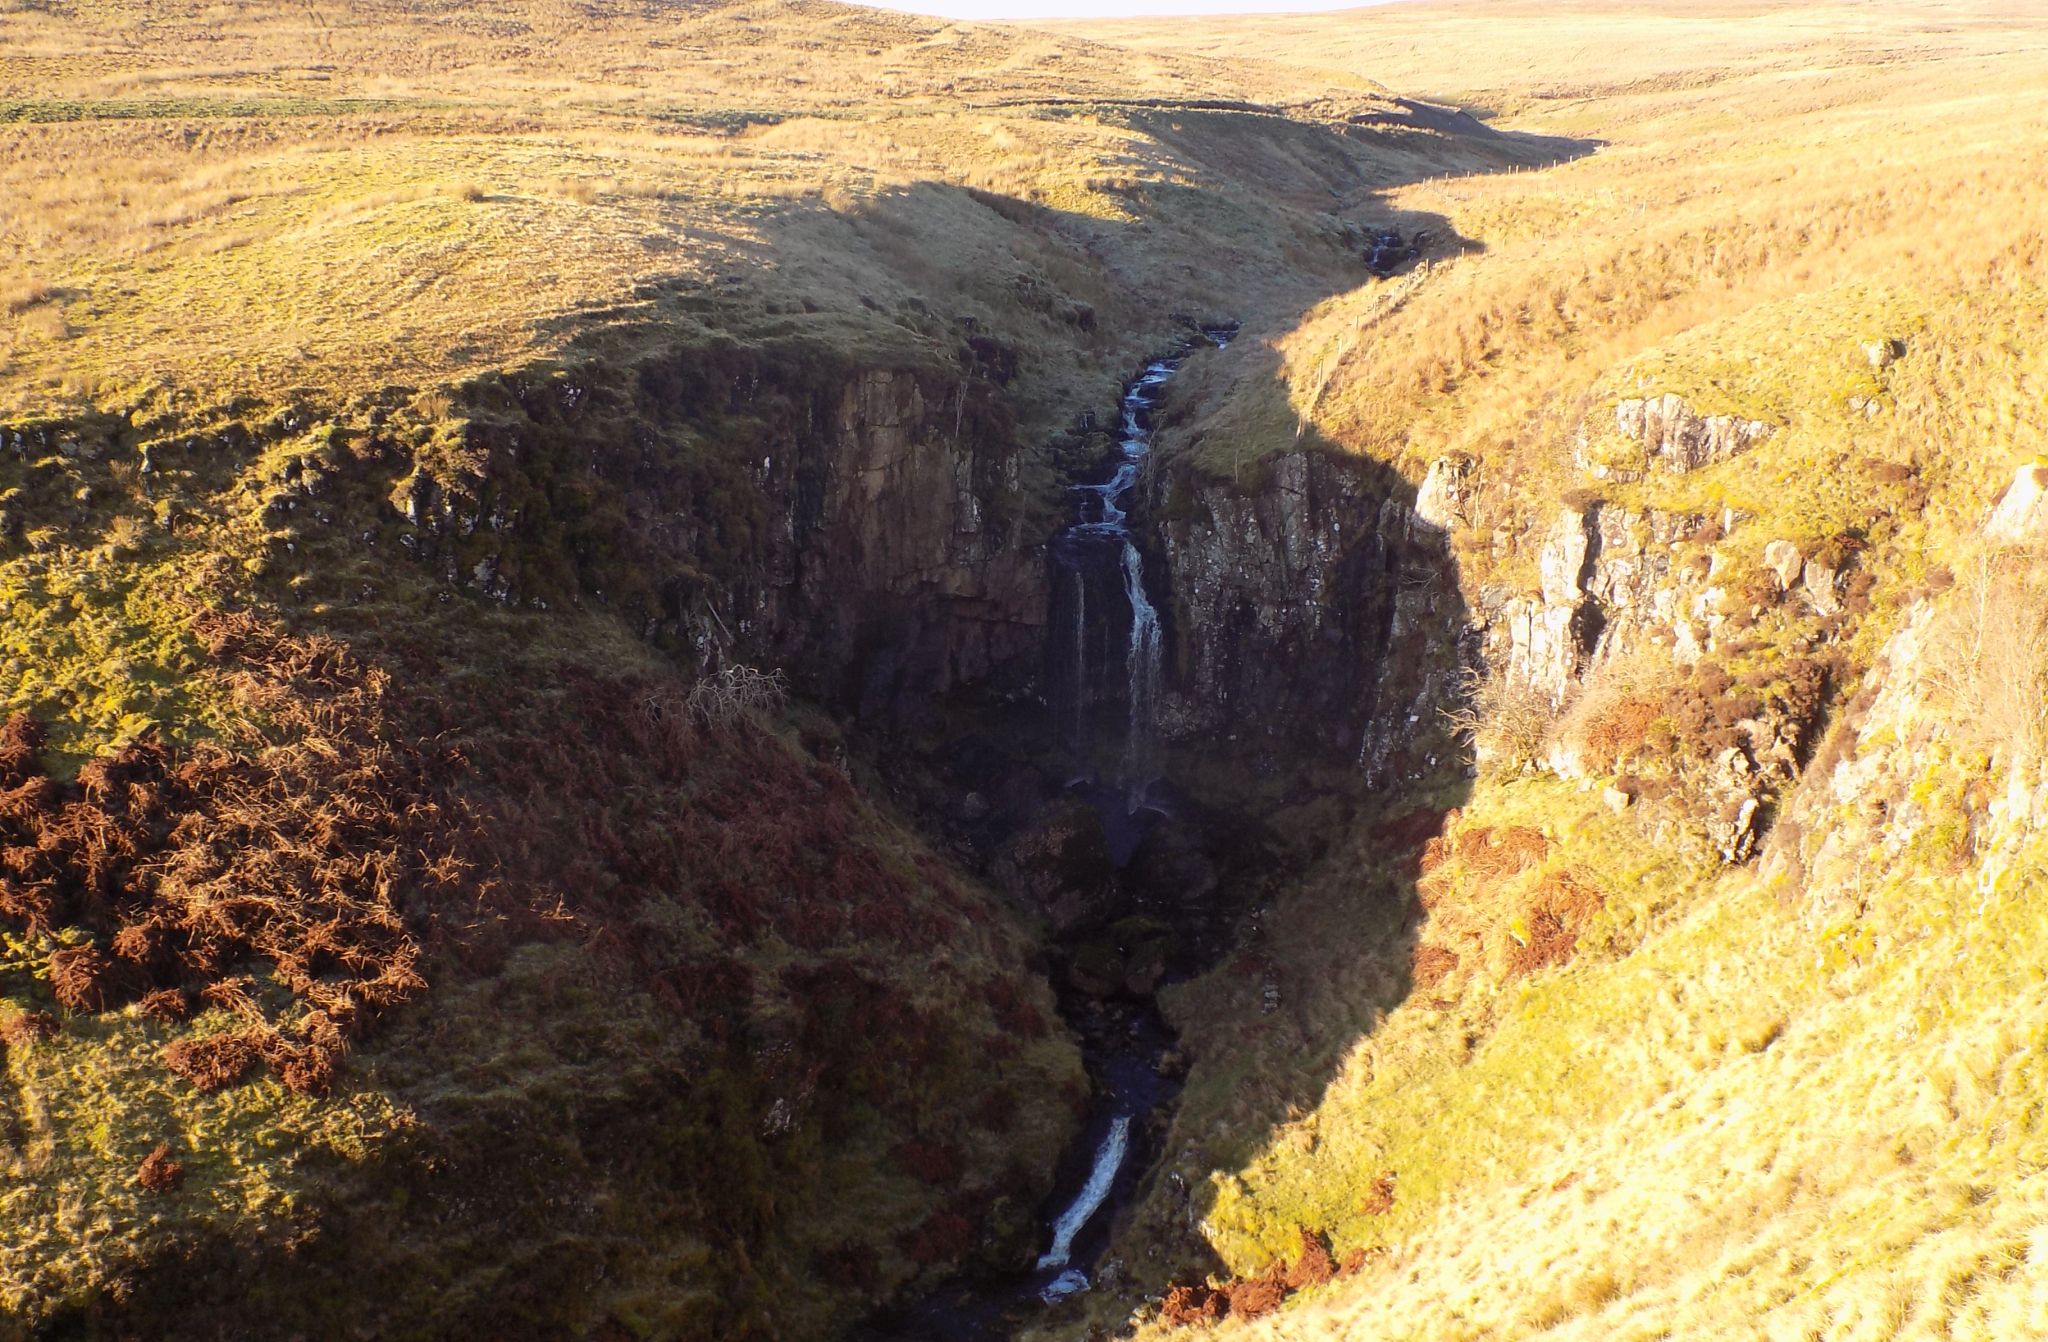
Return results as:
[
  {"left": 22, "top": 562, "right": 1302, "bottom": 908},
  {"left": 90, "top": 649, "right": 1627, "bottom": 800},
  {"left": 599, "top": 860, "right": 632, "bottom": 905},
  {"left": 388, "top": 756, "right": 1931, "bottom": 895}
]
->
[
  {"left": 1122, "top": 541, "right": 1160, "bottom": 773},
  {"left": 1072, "top": 565, "right": 1088, "bottom": 746},
  {"left": 1034, "top": 1115, "right": 1132, "bottom": 1301},
  {"left": 1046, "top": 353, "right": 1189, "bottom": 784}
]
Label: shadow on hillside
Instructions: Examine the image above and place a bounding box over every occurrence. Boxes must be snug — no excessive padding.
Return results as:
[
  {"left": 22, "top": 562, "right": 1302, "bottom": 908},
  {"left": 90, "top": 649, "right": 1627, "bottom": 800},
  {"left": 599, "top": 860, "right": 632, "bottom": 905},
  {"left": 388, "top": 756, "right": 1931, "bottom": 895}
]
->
[
  {"left": 532, "top": 101, "right": 1541, "bottom": 1334},
  {"left": 591, "top": 108, "right": 1518, "bottom": 1332},
  {"left": 17, "top": 100, "right": 1573, "bottom": 1342}
]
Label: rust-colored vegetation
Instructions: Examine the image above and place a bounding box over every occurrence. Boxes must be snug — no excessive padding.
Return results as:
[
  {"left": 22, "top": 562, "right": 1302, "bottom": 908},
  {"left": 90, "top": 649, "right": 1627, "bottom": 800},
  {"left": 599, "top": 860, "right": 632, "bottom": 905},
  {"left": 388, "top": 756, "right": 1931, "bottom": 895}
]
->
[
  {"left": 135, "top": 1143, "right": 185, "bottom": 1194},
  {"left": 0, "top": 608, "right": 471, "bottom": 1094},
  {"left": 1159, "top": 1228, "right": 1354, "bottom": 1328}
]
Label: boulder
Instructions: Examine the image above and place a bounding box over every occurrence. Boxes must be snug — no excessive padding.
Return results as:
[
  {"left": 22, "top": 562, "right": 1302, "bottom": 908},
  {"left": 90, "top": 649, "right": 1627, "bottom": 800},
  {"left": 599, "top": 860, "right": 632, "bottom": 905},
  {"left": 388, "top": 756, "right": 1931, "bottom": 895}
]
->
[
  {"left": 1803, "top": 558, "right": 1842, "bottom": 616},
  {"left": 994, "top": 797, "right": 1121, "bottom": 933},
  {"left": 1986, "top": 463, "right": 2048, "bottom": 545},
  {"left": 1763, "top": 539, "right": 1804, "bottom": 591},
  {"left": 1125, "top": 820, "right": 1220, "bottom": 912}
]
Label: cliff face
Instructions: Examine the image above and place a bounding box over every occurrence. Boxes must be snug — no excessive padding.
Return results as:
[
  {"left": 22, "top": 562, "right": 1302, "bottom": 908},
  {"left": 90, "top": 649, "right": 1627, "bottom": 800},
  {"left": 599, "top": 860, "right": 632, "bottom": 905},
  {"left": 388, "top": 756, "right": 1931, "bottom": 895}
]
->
[
  {"left": 388, "top": 342, "right": 1050, "bottom": 720},
  {"left": 1151, "top": 449, "right": 1466, "bottom": 785}
]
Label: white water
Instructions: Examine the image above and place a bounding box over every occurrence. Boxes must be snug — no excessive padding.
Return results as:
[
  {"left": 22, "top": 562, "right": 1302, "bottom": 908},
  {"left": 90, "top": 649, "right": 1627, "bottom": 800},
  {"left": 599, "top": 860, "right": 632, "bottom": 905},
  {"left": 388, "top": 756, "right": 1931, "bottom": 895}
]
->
[
  {"left": 1034, "top": 1114, "right": 1132, "bottom": 1300},
  {"left": 1123, "top": 542, "right": 1161, "bottom": 771},
  {"left": 1058, "top": 361, "right": 1176, "bottom": 773}
]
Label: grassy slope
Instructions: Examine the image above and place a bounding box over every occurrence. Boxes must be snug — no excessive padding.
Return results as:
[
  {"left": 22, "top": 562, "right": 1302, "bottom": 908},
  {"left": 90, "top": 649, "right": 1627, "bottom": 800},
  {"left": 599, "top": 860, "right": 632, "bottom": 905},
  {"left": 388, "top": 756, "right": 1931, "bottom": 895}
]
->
[
  {"left": 1025, "top": 3, "right": 2048, "bottom": 1338},
  {"left": 0, "top": 0, "right": 1519, "bottom": 436}
]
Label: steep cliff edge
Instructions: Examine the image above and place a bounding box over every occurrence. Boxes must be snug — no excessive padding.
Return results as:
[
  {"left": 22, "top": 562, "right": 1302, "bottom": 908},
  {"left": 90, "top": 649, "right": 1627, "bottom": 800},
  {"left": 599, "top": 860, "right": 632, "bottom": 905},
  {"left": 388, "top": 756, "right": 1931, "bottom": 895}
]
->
[{"left": 1028, "top": 10, "right": 2048, "bottom": 1335}]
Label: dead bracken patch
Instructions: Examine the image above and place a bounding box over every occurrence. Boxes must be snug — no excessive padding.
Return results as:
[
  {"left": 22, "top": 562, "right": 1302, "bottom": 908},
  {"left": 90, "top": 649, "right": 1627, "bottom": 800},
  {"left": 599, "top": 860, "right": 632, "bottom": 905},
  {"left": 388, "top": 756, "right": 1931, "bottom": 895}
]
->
[
  {"left": 136, "top": 1144, "right": 185, "bottom": 1193},
  {"left": 1506, "top": 868, "right": 1608, "bottom": 980},
  {"left": 0, "top": 606, "right": 479, "bottom": 1094},
  {"left": 48, "top": 944, "right": 121, "bottom": 1013},
  {"left": 1228, "top": 1267, "right": 1287, "bottom": 1320},
  {"left": 1412, "top": 943, "right": 1460, "bottom": 990},
  {"left": 162, "top": 1031, "right": 263, "bottom": 1093},
  {"left": 1160, "top": 1281, "right": 1228, "bottom": 1325},
  {"left": 0, "top": 1008, "right": 57, "bottom": 1049},
  {"left": 1160, "top": 1230, "right": 1351, "bottom": 1329},
  {"left": 136, "top": 988, "right": 191, "bottom": 1024},
  {"left": 1284, "top": 1226, "right": 1338, "bottom": 1290},
  {"left": 1457, "top": 825, "right": 1551, "bottom": 878}
]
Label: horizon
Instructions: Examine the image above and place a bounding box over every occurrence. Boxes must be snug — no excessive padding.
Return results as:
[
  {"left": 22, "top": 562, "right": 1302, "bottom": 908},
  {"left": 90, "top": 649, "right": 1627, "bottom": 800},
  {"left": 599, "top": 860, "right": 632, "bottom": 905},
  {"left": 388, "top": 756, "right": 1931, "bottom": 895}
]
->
[{"left": 844, "top": 0, "right": 1401, "bottom": 20}]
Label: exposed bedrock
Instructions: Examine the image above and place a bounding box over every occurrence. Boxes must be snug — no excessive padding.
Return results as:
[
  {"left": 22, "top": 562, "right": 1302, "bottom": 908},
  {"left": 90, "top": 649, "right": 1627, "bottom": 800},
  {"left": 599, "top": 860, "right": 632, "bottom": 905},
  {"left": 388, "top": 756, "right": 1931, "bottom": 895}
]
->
[
  {"left": 1149, "top": 449, "right": 1467, "bottom": 786},
  {"left": 387, "top": 341, "right": 1049, "bottom": 722}
]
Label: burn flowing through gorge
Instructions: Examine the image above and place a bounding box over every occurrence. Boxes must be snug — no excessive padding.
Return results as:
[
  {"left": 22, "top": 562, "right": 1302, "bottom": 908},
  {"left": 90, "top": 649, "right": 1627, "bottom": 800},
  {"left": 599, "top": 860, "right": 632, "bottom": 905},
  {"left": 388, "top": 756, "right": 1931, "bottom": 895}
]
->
[{"left": 877, "top": 329, "right": 1243, "bottom": 1340}]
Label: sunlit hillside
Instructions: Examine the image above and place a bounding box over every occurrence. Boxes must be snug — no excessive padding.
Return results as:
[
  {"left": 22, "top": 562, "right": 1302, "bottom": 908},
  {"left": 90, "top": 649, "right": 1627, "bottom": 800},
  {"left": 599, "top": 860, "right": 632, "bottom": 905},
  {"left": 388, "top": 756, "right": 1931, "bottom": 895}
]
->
[
  {"left": 0, "top": 0, "right": 1507, "bottom": 429},
  {"left": 1027, "top": 3, "right": 2048, "bottom": 1339}
]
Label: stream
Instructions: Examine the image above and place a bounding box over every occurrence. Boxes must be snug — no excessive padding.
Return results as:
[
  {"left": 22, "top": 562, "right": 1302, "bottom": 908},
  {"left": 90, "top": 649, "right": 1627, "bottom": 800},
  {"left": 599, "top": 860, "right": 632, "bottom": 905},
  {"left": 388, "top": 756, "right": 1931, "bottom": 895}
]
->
[{"left": 870, "top": 328, "right": 1234, "bottom": 1341}]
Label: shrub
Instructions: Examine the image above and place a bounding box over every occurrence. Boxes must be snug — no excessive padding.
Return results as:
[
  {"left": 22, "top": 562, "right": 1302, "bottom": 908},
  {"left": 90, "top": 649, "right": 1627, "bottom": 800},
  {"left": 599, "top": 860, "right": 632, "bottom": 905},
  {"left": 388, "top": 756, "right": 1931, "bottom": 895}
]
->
[
  {"left": 901, "top": 1211, "right": 973, "bottom": 1266},
  {"left": 684, "top": 664, "right": 788, "bottom": 729},
  {"left": 1442, "top": 667, "right": 1555, "bottom": 772}
]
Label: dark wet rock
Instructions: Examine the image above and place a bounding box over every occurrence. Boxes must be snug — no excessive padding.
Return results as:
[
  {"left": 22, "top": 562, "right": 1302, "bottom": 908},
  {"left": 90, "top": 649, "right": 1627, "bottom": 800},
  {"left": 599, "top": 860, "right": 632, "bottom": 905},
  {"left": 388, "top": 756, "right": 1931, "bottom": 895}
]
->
[
  {"left": 1124, "top": 820, "right": 1219, "bottom": 912},
  {"left": 1365, "top": 229, "right": 1423, "bottom": 277},
  {"left": 1122, "top": 936, "right": 1174, "bottom": 999},
  {"left": 1067, "top": 940, "right": 1127, "bottom": 998},
  {"left": 995, "top": 797, "right": 1121, "bottom": 934}
]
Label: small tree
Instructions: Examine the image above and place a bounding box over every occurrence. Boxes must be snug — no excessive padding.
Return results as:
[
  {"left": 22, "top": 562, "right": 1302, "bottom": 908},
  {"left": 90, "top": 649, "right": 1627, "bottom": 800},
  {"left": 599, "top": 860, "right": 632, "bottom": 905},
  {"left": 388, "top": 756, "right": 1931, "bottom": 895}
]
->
[
  {"left": 1442, "top": 666, "right": 1555, "bottom": 772},
  {"left": 684, "top": 664, "right": 789, "bottom": 729}
]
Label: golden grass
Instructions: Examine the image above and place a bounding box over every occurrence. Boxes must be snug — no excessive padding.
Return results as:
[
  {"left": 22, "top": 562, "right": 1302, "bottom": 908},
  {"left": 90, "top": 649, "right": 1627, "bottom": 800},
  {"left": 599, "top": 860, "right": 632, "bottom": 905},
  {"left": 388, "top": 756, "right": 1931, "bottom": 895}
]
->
[
  {"left": 1009, "top": 5, "right": 2048, "bottom": 1339},
  {"left": 0, "top": 0, "right": 1518, "bottom": 434}
]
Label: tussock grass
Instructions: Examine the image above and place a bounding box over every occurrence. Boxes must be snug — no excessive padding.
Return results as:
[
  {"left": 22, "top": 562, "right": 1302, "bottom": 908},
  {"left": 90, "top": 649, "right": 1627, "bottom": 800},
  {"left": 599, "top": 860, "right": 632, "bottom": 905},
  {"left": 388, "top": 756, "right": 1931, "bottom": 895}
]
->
[
  {"left": 0, "top": 0, "right": 1532, "bottom": 437},
  {"left": 1040, "top": 5, "right": 2048, "bottom": 1339}
]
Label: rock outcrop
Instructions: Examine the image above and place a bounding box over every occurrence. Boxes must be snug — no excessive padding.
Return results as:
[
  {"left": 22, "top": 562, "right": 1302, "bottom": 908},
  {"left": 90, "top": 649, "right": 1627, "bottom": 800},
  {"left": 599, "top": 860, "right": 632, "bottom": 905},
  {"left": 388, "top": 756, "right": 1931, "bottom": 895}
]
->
[
  {"left": 1578, "top": 393, "right": 1776, "bottom": 480},
  {"left": 1150, "top": 450, "right": 1464, "bottom": 783},
  {"left": 1482, "top": 501, "right": 1722, "bottom": 703},
  {"left": 1986, "top": 462, "right": 2048, "bottom": 545}
]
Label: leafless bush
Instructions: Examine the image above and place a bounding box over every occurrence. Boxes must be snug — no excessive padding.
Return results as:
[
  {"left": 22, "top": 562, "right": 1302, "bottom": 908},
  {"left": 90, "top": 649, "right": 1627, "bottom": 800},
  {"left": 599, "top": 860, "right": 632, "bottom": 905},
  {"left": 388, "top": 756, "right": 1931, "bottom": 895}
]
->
[
  {"left": 1442, "top": 666, "right": 1556, "bottom": 771},
  {"left": 685, "top": 664, "right": 788, "bottom": 729},
  {"left": 1923, "top": 544, "right": 2048, "bottom": 764}
]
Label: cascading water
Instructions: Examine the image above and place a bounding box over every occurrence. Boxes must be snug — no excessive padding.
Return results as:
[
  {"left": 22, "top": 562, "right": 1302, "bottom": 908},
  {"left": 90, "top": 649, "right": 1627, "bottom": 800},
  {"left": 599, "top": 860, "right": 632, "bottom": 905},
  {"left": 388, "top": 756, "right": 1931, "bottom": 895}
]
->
[
  {"left": 1049, "top": 331, "right": 1230, "bottom": 778},
  {"left": 1034, "top": 1115, "right": 1130, "bottom": 1302},
  {"left": 870, "top": 327, "right": 1236, "bottom": 1341},
  {"left": 1024, "top": 327, "right": 1236, "bottom": 1303}
]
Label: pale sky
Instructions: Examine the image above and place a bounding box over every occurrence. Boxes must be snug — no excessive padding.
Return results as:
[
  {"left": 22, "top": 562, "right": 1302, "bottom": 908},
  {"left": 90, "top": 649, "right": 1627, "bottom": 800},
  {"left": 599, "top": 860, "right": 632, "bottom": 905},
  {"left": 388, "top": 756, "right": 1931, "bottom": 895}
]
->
[{"left": 849, "top": 0, "right": 1398, "bottom": 20}]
